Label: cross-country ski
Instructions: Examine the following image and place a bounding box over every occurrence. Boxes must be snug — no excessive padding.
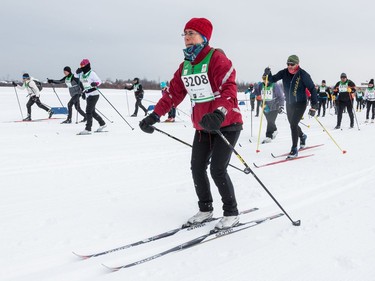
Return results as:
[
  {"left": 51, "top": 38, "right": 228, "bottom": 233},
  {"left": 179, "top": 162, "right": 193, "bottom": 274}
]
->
[
  {"left": 73, "top": 207, "right": 258, "bottom": 259},
  {"left": 102, "top": 213, "right": 284, "bottom": 272}
]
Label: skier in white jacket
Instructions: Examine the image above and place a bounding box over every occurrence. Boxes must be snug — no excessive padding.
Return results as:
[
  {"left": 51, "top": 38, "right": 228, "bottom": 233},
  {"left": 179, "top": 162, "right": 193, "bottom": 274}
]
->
[
  {"left": 76, "top": 59, "right": 106, "bottom": 135},
  {"left": 12, "top": 73, "right": 53, "bottom": 121}
]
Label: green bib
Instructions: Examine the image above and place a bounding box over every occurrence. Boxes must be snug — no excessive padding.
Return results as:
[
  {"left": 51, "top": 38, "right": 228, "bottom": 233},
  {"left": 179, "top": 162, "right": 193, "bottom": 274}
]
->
[{"left": 181, "top": 49, "right": 214, "bottom": 103}]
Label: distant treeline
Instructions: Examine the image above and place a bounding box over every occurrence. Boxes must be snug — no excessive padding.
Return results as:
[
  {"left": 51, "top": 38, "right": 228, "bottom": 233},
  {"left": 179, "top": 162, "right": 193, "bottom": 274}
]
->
[{"left": 0, "top": 78, "right": 251, "bottom": 92}]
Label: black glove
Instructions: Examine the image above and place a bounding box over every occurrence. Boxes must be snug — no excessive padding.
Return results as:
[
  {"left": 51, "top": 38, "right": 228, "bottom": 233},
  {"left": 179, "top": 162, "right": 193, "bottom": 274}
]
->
[
  {"left": 199, "top": 109, "right": 225, "bottom": 131},
  {"left": 81, "top": 91, "right": 86, "bottom": 100},
  {"left": 47, "top": 79, "right": 54, "bottom": 84},
  {"left": 91, "top": 82, "right": 97, "bottom": 87},
  {"left": 308, "top": 108, "right": 316, "bottom": 117},
  {"left": 278, "top": 106, "right": 284, "bottom": 114},
  {"left": 76, "top": 68, "right": 82, "bottom": 74},
  {"left": 12, "top": 81, "right": 17, "bottom": 87},
  {"left": 263, "top": 67, "right": 271, "bottom": 77},
  {"left": 139, "top": 112, "right": 160, "bottom": 133}
]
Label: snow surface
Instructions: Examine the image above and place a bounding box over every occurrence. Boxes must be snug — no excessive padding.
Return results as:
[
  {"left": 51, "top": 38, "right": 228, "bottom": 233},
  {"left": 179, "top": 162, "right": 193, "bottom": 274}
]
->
[{"left": 1, "top": 86, "right": 375, "bottom": 281}]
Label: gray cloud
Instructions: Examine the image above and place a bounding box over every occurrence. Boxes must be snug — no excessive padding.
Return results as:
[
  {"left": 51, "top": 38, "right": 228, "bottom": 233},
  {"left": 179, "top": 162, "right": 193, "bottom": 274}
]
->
[{"left": 1, "top": 0, "right": 374, "bottom": 86}]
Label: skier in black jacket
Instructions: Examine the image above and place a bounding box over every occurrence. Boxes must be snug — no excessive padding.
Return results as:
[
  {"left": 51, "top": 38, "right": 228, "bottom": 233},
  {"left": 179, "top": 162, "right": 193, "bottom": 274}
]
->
[
  {"left": 332, "top": 73, "right": 356, "bottom": 129},
  {"left": 125, "top": 77, "right": 148, "bottom": 117},
  {"left": 264, "top": 55, "right": 318, "bottom": 159},
  {"left": 317, "top": 80, "right": 330, "bottom": 117},
  {"left": 48, "top": 66, "right": 87, "bottom": 123}
]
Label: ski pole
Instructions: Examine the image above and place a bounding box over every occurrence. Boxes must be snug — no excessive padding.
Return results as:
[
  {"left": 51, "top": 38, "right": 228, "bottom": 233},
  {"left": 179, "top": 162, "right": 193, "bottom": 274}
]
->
[
  {"left": 176, "top": 107, "right": 190, "bottom": 118},
  {"left": 125, "top": 90, "right": 130, "bottom": 116},
  {"left": 13, "top": 86, "right": 24, "bottom": 119},
  {"left": 313, "top": 116, "right": 347, "bottom": 154},
  {"left": 215, "top": 130, "right": 301, "bottom": 226},
  {"left": 96, "top": 108, "right": 114, "bottom": 123},
  {"left": 51, "top": 84, "right": 65, "bottom": 107},
  {"left": 96, "top": 89, "right": 134, "bottom": 130},
  {"left": 250, "top": 102, "right": 253, "bottom": 138},
  {"left": 151, "top": 126, "right": 245, "bottom": 174},
  {"left": 349, "top": 94, "right": 360, "bottom": 130}
]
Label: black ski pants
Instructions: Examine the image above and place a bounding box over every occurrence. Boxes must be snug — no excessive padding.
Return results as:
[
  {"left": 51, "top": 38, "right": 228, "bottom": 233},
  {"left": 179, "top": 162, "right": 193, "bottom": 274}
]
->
[
  {"left": 318, "top": 99, "right": 327, "bottom": 116},
  {"left": 336, "top": 100, "right": 354, "bottom": 127},
  {"left": 26, "top": 96, "right": 49, "bottom": 115},
  {"left": 67, "top": 94, "right": 86, "bottom": 120},
  {"left": 256, "top": 99, "right": 262, "bottom": 116},
  {"left": 85, "top": 95, "right": 105, "bottom": 131},
  {"left": 168, "top": 107, "right": 176, "bottom": 118},
  {"left": 286, "top": 102, "right": 306, "bottom": 149},
  {"left": 191, "top": 130, "right": 240, "bottom": 216},
  {"left": 250, "top": 99, "right": 255, "bottom": 111},
  {"left": 366, "top": 100, "right": 375, "bottom": 120},
  {"left": 133, "top": 98, "right": 148, "bottom": 116}
]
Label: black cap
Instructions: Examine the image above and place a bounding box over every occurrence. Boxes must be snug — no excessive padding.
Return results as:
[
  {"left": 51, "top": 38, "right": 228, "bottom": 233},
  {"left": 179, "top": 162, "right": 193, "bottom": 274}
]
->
[
  {"left": 63, "top": 66, "right": 71, "bottom": 73},
  {"left": 369, "top": 79, "right": 374, "bottom": 85},
  {"left": 22, "top": 73, "right": 30, "bottom": 79},
  {"left": 340, "top": 73, "right": 347, "bottom": 78}
]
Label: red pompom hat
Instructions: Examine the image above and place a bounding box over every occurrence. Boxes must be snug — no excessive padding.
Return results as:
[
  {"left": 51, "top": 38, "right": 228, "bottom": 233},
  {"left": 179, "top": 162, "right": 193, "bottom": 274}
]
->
[
  {"left": 184, "top": 18, "right": 213, "bottom": 41},
  {"left": 80, "top": 59, "right": 90, "bottom": 67}
]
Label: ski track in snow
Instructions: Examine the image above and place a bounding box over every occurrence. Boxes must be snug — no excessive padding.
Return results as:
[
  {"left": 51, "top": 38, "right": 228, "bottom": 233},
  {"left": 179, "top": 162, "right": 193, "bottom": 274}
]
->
[{"left": 1, "top": 87, "right": 375, "bottom": 281}]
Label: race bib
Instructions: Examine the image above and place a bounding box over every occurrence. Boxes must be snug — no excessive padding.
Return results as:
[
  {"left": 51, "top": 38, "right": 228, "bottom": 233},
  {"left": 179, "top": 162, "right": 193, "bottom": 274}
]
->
[
  {"left": 261, "top": 87, "right": 273, "bottom": 101},
  {"left": 183, "top": 73, "right": 214, "bottom": 103},
  {"left": 339, "top": 83, "right": 348, "bottom": 93}
]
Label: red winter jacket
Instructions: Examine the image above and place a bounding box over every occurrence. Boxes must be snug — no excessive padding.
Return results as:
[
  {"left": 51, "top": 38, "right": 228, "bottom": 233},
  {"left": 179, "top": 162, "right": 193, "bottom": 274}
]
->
[{"left": 153, "top": 45, "right": 243, "bottom": 131}]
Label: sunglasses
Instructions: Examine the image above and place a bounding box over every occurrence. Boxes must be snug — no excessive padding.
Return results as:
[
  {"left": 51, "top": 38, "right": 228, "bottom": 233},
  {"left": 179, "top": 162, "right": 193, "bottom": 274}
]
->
[{"left": 287, "top": 63, "right": 296, "bottom": 66}]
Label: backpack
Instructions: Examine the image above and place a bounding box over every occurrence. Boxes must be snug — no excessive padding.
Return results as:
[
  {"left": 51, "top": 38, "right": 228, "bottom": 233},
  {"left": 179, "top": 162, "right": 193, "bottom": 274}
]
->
[{"left": 33, "top": 80, "right": 43, "bottom": 91}]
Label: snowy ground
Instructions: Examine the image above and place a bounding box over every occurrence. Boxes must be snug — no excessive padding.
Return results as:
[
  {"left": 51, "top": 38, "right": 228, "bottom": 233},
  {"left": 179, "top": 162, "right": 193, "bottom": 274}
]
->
[{"left": 1, "top": 86, "right": 375, "bottom": 281}]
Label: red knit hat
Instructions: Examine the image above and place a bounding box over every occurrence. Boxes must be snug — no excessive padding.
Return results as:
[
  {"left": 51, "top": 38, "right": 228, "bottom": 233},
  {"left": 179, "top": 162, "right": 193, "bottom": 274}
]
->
[
  {"left": 184, "top": 18, "right": 213, "bottom": 41},
  {"left": 80, "top": 59, "right": 90, "bottom": 67}
]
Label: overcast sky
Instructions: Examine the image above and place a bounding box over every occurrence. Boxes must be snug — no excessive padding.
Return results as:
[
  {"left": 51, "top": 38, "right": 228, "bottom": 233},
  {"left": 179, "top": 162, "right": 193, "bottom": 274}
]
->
[{"left": 1, "top": 0, "right": 373, "bottom": 86}]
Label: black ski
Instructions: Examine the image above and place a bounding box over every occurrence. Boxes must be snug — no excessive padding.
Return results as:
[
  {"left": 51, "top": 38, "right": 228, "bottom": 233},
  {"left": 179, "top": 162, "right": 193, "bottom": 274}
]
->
[
  {"left": 102, "top": 213, "right": 284, "bottom": 271},
  {"left": 73, "top": 207, "right": 258, "bottom": 259},
  {"left": 12, "top": 117, "right": 64, "bottom": 123}
]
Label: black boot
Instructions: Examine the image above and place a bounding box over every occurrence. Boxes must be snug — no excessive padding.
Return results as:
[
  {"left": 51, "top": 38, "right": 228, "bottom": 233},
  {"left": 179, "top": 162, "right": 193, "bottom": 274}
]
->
[
  {"left": 23, "top": 115, "right": 31, "bottom": 121},
  {"left": 61, "top": 119, "right": 72, "bottom": 124}
]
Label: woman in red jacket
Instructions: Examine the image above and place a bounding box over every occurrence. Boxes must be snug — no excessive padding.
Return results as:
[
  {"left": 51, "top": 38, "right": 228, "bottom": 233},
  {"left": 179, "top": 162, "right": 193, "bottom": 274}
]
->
[{"left": 140, "top": 18, "right": 243, "bottom": 230}]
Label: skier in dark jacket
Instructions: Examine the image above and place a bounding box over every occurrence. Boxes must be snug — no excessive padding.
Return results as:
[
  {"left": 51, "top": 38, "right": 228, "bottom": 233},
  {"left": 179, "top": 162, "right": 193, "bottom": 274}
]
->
[
  {"left": 264, "top": 55, "right": 318, "bottom": 158},
  {"left": 125, "top": 78, "right": 148, "bottom": 117},
  {"left": 317, "top": 80, "right": 330, "bottom": 117},
  {"left": 48, "top": 66, "right": 87, "bottom": 124},
  {"left": 244, "top": 83, "right": 255, "bottom": 111},
  {"left": 332, "top": 73, "right": 356, "bottom": 129}
]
